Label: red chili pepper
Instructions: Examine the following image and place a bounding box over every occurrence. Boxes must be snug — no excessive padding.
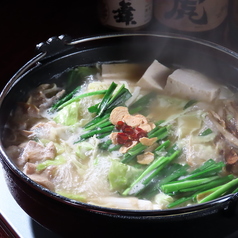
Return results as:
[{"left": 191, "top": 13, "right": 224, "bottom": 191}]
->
[
  {"left": 116, "top": 121, "right": 124, "bottom": 130},
  {"left": 135, "top": 127, "right": 143, "bottom": 132},
  {"left": 115, "top": 121, "right": 148, "bottom": 146},
  {"left": 124, "top": 140, "right": 133, "bottom": 147},
  {"left": 137, "top": 131, "right": 147, "bottom": 139},
  {"left": 123, "top": 125, "right": 133, "bottom": 134},
  {"left": 117, "top": 133, "right": 129, "bottom": 145},
  {"left": 129, "top": 132, "right": 137, "bottom": 140}
]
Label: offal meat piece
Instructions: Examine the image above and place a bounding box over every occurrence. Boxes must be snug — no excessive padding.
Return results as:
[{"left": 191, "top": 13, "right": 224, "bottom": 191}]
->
[
  {"left": 23, "top": 162, "right": 55, "bottom": 191},
  {"left": 9, "top": 102, "right": 42, "bottom": 131},
  {"left": 21, "top": 140, "right": 56, "bottom": 164},
  {"left": 223, "top": 100, "right": 238, "bottom": 138},
  {"left": 29, "top": 121, "right": 61, "bottom": 141},
  {"left": 226, "top": 149, "right": 238, "bottom": 165},
  {"left": 27, "top": 83, "right": 65, "bottom": 110},
  {"left": 208, "top": 111, "right": 238, "bottom": 148},
  {"left": 17, "top": 102, "right": 41, "bottom": 118}
]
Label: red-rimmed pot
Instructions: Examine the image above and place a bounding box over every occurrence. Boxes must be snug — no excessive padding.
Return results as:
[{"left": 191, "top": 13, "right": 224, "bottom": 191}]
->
[{"left": 1, "top": 33, "right": 238, "bottom": 238}]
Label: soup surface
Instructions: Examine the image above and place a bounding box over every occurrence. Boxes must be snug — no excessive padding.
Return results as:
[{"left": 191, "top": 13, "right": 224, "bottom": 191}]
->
[{"left": 4, "top": 60, "right": 238, "bottom": 210}]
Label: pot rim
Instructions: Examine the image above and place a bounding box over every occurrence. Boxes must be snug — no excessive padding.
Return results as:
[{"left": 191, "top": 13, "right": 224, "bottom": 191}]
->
[
  {"left": 1, "top": 32, "right": 238, "bottom": 216},
  {"left": 67, "top": 32, "right": 238, "bottom": 59}
]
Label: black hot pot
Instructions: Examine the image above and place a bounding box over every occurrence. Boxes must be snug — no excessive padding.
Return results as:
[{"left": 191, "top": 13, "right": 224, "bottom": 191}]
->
[{"left": 1, "top": 33, "right": 238, "bottom": 238}]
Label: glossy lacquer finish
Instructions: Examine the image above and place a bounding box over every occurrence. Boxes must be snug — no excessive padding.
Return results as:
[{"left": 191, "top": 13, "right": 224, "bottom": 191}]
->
[{"left": 1, "top": 34, "right": 238, "bottom": 238}]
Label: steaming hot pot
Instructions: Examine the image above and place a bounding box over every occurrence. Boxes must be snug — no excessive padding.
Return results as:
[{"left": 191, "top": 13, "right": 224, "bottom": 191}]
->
[{"left": 1, "top": 33, "right": 238, "bottom": 238}]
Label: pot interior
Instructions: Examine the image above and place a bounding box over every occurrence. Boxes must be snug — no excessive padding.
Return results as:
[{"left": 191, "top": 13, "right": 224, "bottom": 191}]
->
[{"left": 1, "top": 33, "right": 238, "bottom": 215}]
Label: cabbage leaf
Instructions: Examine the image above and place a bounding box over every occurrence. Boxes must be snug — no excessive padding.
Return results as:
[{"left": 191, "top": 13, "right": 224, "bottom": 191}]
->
[
  {"left": 36, "top": 155, "right": 66, "bottom": 171},
  {"left": 108, "top": 160, "right": 143, "bottom": 193},
  {"left": 54, "top": 102, "right": 80, "bottom": 126},
  {"left": 57, "top": 191, "right": 86, "bottom": 202},
  {"left": 76, "top": 141, "right": 94, "bottom": 160}
]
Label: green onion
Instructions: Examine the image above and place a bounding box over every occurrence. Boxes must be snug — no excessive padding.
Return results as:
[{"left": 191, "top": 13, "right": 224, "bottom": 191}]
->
[
  {"left": 180, "top": 175, "right": 234, "bottom": 193},
  {"left": 142, "top": 149, "right": 182, "bottom": 186},
  {"left": 183, "top": 99, "right": 197, "bottom": 110},
  {"left": 88, "top": 103, "right": 99, "bottom": 113},
  {"left": 179, "top": 161, "right": 225, "bottom": 181},
  {"left": 108, "top": 144, "right": 121, "bottom": 152},
  {"left": 161, "top": 176, "right": 219, "bottom": 194},
  {"left": 167, "top": 196, "right": 193, "bottom": 208},
  {"left": 51, "top": 85, "right": 82, "bottom": 110},
  {"left": 199, "top": 128, "right": 213, "bottom": 136},
  {"left": 75, "top": 125, "right": 115, "bottom": 143},
  {"left": 57, "top": 90, "right": 107, "bottom": 110},
  {"left": 123, "top": 145, "right": 181, "bottom": 196},
  {"left": 159, "top": 163, "right": 190, "bottom": 186},
  {"left": 190, "top": 159, "right": 216, "bottom": 174},
  {"left": 105, "top": 85, "right": 132, "bottom": 113},
  {"left": 198, "top": 178, "right": 238, "bottom": 203},
  {"left": 129, "top": 92, "right": 156, "bottom": 111},
  {"left": 96, "top": 82, "right": 118, "bottom": 116},
  {"left": 121, "top": 127, "right": 168, "bottom": 164},
  {"left": 99, "top": 139, "right": 112, "bottom": 150},
  {"left": 142, "top": 163, "right": 189, "bottom": 198}
]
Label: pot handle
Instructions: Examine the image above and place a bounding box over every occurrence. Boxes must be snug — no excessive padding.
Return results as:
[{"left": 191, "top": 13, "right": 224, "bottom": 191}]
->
[
  {"left": 36, "top": 35, "right": 75, "bottom": 63},
  {"left": 35, "top": 33, "right": 130, "bottom": 63},
  {"left": 35, "top": 33, "right": 157, "bottom": 63}
]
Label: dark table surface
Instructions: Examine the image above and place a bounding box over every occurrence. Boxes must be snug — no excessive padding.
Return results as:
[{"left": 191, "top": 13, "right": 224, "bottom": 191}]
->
[{"left": 0, "top": 1, "right": 238, "bottom": 237}]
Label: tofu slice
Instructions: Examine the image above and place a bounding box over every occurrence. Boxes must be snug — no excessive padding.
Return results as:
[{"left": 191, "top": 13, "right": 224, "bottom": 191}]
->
[
  {"left": 101, "top": 63, "right": 147, "bottom": 81},
  {"left": 164, "top": 69, "right": 221, "bottom": 102},
  {"left": 136, "top": 60, "right": 172, "bottom": 91}
]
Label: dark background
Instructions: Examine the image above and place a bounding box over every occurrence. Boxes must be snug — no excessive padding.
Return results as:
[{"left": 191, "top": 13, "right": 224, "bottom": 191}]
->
[
  {"left": 0, "top": 0, "right": 237, "bottom": 92},
  {"left": 0, "top": 1, "right": 104, "bottom": 90}
]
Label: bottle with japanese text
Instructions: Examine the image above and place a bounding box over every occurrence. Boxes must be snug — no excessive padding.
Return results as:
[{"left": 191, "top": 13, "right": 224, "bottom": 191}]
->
[
  {"left": 153, "top": 0, "right": 229, "bottom": 44},
  {"left": 98, "top": 0, "right": 153, "bottom": 30}
]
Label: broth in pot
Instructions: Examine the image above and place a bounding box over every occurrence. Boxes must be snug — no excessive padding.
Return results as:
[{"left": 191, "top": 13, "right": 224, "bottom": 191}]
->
[{"left": 4, "top": 60, "right": 238, "bottom": 210}]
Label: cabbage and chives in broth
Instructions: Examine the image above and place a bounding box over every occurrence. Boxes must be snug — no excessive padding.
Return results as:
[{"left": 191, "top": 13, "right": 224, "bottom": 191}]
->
[{"left": 4, "top": 59, "right": 238, "bottom": 210}]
